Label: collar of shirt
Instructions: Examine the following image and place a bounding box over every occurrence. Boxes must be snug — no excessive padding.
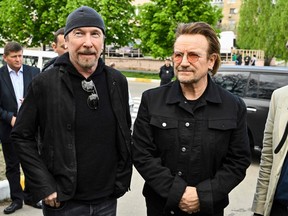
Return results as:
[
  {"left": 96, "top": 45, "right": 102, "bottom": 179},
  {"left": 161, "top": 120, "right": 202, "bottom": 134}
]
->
[{"left": 7, "top": 64, "right": 23, "bottom": 75}]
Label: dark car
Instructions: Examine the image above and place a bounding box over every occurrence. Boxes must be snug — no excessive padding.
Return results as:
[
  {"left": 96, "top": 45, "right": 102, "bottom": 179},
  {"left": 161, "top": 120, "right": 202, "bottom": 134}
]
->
[{"left": 212, "top": 65, "right": 288, "bottom": 152}]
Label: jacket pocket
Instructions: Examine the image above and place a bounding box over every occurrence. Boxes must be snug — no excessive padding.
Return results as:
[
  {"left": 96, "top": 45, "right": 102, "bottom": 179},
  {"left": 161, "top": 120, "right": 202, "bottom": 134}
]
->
[
  {"left": 208, "top": 119, "right": 236, "bottom": 130},
  {"left": 208, "top": 119, "right": 237, "bottom": 155},
  {"left": 150, "top": 116, "right": 178, "bottom": 150}
]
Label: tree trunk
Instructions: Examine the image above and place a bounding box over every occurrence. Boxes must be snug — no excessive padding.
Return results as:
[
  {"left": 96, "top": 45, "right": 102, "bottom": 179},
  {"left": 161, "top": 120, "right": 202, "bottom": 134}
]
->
[{"left": 264, "top": 57, "right": 273, "bottom": 66}]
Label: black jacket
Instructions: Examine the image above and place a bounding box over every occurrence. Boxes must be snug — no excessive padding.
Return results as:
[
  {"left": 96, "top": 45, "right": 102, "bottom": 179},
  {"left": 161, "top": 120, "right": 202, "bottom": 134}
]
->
[
  {"left": 132, "top": 76, "right": 251, "bottom": 215},
  {"left": 41, "top": 56, "right": 57, "bottom": 72},
  {"left": 159, "top": 65, "right": 174, "bottom": 82},
  {"left": 11, "top": 56, "right": 132, "bottom": 202},
  {"left": 0, "top": 64, "right": 40, "bottom": 142}
]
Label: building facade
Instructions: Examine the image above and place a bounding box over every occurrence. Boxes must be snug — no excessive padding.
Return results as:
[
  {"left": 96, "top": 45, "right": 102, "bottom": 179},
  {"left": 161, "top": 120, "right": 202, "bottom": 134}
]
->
[{"left": 211, "top": 0, "right": 242, "bottom": 32}]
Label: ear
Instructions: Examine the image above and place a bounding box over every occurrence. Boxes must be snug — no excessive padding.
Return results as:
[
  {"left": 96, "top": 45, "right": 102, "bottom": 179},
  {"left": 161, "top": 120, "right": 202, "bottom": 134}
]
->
[
  {"left": 3, "top": 54, "right": 7, "bottom": 62},
  {"left": 51, "top": 42, "right": 57, "bottom": 50},
  {"left": 208, "top": 53, "right": 217, "bottom": 69}
]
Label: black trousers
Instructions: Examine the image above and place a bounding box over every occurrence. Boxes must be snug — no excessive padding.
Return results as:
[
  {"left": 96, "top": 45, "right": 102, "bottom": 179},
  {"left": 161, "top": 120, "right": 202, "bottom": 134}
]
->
[
  {"left": 1, "top": 139, "right": 32, "bottom": 204},
  {"left": 270, "top": 200, "right": 288, "bottom": 216}
]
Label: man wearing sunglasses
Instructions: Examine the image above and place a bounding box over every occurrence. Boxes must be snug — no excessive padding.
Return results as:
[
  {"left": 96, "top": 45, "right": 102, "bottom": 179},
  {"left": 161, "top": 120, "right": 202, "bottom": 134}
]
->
[
  {"left": 132, "top": 22, "right": 251, "bottom": 216},
  {"left": 11, "top": 6, "right": 132, "bottom": 216}
]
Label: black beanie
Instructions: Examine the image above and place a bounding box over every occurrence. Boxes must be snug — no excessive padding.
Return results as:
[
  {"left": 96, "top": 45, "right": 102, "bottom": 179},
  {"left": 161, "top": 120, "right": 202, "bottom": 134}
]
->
[{"left": 64, "top": 6, "right": 106, "bottom": 37}]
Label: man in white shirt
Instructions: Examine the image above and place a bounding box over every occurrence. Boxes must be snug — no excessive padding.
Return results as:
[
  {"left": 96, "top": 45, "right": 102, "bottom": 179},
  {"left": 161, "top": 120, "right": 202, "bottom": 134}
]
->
[{"left": 0, "top": 42, "right": 40, "bottom": 214}]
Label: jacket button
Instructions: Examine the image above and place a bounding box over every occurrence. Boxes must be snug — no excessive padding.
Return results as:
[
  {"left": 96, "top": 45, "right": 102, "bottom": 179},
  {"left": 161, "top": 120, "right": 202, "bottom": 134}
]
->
[
  {"left": 178, "top": 171, "right": 182, "bottom": 176},
  {"left": 67, "top": 124, "right": 72, "bottom": 130},
  {"left": 185, "top": 122, "right": 190, "bottom": 127},
  {"left": 170, "top": 210, "right": 175, "bottom": 215},
  {"left": 162, "top": 122, "right": 167, "bottom": 127},
  {"left": 181, "top": 147, "right": 186, "bottom": 152}
]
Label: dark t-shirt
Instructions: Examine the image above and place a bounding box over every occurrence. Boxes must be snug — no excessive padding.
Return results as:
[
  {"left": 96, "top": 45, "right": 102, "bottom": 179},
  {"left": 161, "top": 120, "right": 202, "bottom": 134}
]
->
[{"left": 67, "top": 60, "right": 117, "bottom": 203}]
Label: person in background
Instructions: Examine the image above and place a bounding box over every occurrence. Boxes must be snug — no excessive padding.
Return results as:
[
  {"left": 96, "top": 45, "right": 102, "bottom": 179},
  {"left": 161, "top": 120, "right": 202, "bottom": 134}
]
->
[
  {"left": 236, "top": 52, "right": 242, "bottom": 65},
  {"left": 244, "top": 54, "right": 251, "bottom": 66},
  {"left": 132, "top": 22, "right": 251, "bottom": 216},
  {"left": 232, "top": 53, "right": 237, "bottom": 62},
  {"left": 159, "top": 58, "right": 174, "bottom": 85},
  {"left": 251, "top": 54, "right": 257, "bottom": 66},
  {"left": 0, "top": 42, "right": 41, "bottom": 214},
  {"left": 42, "top": 27, "right": 67, "bottom": 72},
  {"left": 252, "top": 85, "right": 288, "bottom": 216},
  {"left": 11, "top": 6, "right": 132, "bottom": 216}
]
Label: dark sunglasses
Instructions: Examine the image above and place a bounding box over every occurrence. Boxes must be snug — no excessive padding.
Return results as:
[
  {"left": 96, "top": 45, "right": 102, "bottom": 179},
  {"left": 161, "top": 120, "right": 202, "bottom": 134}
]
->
[{"left": 81, "top": 79, "right": 99, "bottom": 110}]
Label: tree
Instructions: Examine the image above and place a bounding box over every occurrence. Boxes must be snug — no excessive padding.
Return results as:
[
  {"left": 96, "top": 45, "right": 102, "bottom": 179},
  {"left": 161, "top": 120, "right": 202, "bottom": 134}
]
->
[
  {"left": 269, "top": 0, "right": 288, "bottom": 63},
  {"left": 134, "top": 0, "right": 222, "bottom": 59},
  {"left": 236, "top": 0, "right": 259, "bottom": 49},
  {"left": 237, "top": 0, "right": 288, "bottom": 65},
  {"left": 0, "top": 0, "right": 68, "bottom": 49},
  {"left": 0, "top": 0, "right": 135, "bottom": 50},
  {"left": 64, "top": 0, "right": 135, "bottom": 47}
]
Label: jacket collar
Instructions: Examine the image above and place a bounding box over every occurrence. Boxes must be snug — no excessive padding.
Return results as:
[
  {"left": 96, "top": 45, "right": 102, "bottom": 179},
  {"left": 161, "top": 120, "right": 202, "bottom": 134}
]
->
[{"left": 166, "top": 75, "right": 222, "bottom": 105}]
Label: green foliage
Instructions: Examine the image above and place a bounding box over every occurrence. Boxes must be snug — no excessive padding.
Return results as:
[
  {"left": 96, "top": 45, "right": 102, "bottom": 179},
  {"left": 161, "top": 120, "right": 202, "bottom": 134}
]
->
[
  {"left": 0, "top": 0, "right": 68, "bottom": 47},
  {"left": 237, "top": 0, "right": 288, "bottom": 65},
  {"left": 0, "top": 0, "right": 135, "bottom": 49},
  {"left": 134, "top": 0, "right": 222, "bottom": 59}
]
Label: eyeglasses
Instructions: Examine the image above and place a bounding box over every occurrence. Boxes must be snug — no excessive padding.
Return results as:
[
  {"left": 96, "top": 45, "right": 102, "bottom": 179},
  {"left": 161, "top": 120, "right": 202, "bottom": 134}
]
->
[
  {"left": 81, "top": 79, "right": 99, "bottom": 110},
  {"left": 173, "top": 51, "right": 201, "bottom": 64}
]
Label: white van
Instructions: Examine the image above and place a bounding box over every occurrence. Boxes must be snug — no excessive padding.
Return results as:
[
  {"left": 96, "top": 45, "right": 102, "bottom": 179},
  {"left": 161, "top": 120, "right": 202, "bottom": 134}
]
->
[{"left": 0, "top": 48, "right": 57, "bottom": 70}]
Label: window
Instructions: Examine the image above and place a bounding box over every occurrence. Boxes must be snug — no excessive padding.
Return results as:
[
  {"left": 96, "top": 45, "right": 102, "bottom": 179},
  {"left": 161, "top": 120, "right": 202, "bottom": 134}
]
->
[
  {"left": 212, "top": 71, "right": 249, "bottom": 97},
  {"left": 230, "top": 8, "right": 236, "bottom": 14},
  {"left": 246, "top": 73, "right": 288, "bottom": 99},
  {"left": 258, "top": 74, "right": 288, "bottom": 99},
  {"left": 0, "top": 54, "right": 4, "bottom": 67},
  {"left": 246, "top": 73, "right": 259, "bottom": 98},
  {"left": 23, "top": 56, "right": 38, "bottom": 68}
]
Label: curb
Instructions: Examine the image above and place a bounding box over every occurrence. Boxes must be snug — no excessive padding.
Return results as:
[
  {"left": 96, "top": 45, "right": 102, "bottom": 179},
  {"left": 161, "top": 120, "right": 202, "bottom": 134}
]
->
[
  {"left": 127, "top": 77, "right": 160, "bottom": 83},
  {"left": 0, "top": 175, "right": 25, "bottom": 201},
  {"left": 0, "top": 180, "right": 9, "bottom": 201}
]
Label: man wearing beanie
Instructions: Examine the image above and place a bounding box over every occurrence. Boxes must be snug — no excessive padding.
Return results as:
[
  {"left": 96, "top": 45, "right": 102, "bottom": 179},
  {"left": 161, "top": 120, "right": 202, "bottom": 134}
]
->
[{"left": 11, "top": 6, "right": 132, "bottom": 216}]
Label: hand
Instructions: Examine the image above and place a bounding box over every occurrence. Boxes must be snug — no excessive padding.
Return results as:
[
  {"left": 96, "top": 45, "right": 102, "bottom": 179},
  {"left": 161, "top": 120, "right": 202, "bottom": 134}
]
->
[
  {"left": 11, "top": 116, "right": 16, "bottom": 127},
  {"left": 44, "top": 192, "right": 61, "bottom": 208},
  {"left": 179, "top": 186, "right": 200, "bottom": 214}
]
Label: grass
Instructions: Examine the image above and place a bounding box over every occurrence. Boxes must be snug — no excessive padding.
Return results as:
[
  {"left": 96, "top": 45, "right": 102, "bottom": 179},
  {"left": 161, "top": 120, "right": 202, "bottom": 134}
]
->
[{"left": 121, "top": 71, "right": 160, "bottom": 80}]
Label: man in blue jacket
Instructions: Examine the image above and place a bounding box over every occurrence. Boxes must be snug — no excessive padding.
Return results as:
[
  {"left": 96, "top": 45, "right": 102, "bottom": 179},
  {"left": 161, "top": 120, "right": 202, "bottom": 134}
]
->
[
  {"left": 11, "top": 6, "right": 132, "bottom": 216},
  {"left": 132, "top": 22, "right": 251, "bottom": 216}
]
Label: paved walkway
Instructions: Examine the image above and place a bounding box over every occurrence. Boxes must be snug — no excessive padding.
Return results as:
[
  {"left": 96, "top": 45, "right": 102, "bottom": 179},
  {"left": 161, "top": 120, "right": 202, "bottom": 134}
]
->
[{"left": 0, "top": 205, "right": 42, "bottom": 216}]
